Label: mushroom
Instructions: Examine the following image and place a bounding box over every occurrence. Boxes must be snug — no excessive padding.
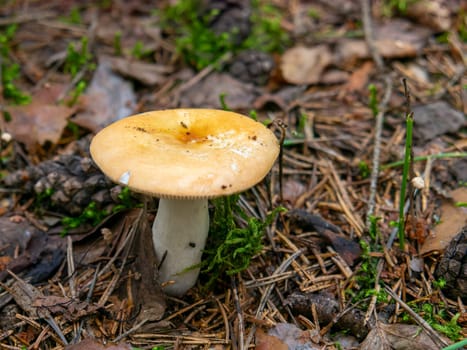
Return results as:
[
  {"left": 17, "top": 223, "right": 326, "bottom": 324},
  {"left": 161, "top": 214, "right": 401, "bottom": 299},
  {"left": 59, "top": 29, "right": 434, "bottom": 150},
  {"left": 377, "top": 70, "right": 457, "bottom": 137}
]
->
[{"left": 90, "top": 109, "right": 279, "bottom": 296}]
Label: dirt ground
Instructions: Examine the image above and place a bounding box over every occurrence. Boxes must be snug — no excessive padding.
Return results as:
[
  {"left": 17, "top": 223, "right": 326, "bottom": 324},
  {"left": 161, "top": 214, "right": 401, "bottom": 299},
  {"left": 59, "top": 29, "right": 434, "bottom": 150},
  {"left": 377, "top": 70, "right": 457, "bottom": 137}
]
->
[{"left": 0, "top": 1, "right": 466, "bottom": 349}]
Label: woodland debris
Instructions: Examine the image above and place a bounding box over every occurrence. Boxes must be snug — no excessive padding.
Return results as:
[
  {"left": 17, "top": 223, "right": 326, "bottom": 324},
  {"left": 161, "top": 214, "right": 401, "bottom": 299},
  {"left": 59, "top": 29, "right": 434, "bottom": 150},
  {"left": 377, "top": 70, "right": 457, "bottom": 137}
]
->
[
  {"left": 412, "top": 101, "right": 465, "bottom": 143},
  {"left": 280, "top": 45, "right": 332, "bottom": 85},
  {"left": 285, "top": 291, "right": 371, "bottom": 340},
  {"left": 360, "top": 322, "right": 441, "bottom": 350},
  {"left": 0, "top": 218, "right": 64, "bottom": 285},
  {"left": 72, "top": 61, "right": 136, "bottom": 132},
  {"left": 179, "top": 72, "right": 259, "bottom": 109},
  {"left": 435, "top": 226, "right": 467, "bottom": 301},
  {"left": 2, "top": 154, "right": 119, "bottom": 215},
  {"left": 421, "top": 187, "right": 467, "bottom": 254}
]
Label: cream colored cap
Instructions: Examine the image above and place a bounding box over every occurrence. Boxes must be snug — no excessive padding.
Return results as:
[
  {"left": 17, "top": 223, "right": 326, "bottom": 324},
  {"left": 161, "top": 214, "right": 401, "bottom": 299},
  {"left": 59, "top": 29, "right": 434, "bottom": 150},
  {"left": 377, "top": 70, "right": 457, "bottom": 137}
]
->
[{"left": 90, "top": 109, "right": 279, "bottom": 199}]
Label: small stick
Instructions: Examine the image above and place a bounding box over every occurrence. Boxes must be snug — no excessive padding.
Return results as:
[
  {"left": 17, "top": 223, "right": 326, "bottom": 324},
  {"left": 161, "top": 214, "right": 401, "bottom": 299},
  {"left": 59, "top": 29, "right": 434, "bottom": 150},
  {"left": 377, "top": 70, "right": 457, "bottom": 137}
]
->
[
  {"left": 244, "top": 250, "right": 303, "bottom": 348},
  {"left": 384, "top": 285, "right": 449, "bottom": 348},
  {"left": 232, "top": 277, "right": 245, "bottom": 350}
]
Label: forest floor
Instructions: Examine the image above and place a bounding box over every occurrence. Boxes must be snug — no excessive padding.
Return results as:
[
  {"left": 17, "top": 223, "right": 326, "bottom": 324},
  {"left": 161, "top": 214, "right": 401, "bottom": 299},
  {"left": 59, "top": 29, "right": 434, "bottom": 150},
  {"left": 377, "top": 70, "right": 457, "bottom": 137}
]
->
[{"left": 0, "top": 1, "right": 466, "bottom": 349}]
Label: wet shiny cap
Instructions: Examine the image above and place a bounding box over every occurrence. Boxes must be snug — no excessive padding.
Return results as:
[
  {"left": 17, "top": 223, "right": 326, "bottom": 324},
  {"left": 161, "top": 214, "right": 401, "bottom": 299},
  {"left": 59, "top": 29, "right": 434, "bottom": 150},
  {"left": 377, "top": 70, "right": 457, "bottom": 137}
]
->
[{"left": 90, "top": 109, "right": 279, "bottom": 199}]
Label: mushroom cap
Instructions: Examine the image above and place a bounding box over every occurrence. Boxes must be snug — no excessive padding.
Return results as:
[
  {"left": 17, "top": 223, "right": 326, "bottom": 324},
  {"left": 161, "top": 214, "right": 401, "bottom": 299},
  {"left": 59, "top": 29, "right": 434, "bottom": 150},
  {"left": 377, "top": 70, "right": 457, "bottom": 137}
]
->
[{"left": 90, "top": 109, "right": 279, "bottom": 199}]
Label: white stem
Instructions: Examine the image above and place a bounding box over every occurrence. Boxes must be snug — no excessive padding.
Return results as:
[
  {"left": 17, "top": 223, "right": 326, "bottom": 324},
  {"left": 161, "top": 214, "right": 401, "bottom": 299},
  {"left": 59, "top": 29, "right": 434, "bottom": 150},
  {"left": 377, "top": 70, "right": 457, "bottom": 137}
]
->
[{"left": 152, "top": 198, "right": 209, "bottom": 296}]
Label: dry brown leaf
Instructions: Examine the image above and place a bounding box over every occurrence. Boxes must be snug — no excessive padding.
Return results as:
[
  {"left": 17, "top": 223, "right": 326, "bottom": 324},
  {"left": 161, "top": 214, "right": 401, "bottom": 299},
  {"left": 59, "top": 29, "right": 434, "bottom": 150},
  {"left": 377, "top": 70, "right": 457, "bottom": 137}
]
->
[
  {"left": 280, "top": 45, "right": 332, "bottom": 85},
  {"left": 340, "top": 61, "right": 374, "bottom": 94},
  {"left": 1, "top": 83, "right": 75, "bottom": 152},
  {"left": 335, "top": 19, "right": 431, "bottom": 66},
  {"left": 361, "top": 322, "right": 441, "bottom": 350},
  {"left": 4, "top": 104, "right": 74, "bottom": 152},
  {"left": 180, "top": 72, "right": 259, "bottom": 109},
  {"left": 406, "top": 0, "right": 452, "bottom": 31},
  {"left": 106, "top": 55, "right": 172, "bottom": 85},
  {"left": 420, "top": 187, "right": 467, "bottom": 255},
  {"left": 72, "top": 61, "right": 136, "bottom": 132},
  {"left": 255, "top": 328, "right": 288, "bottom": 350},
  {"left": 267, "top": 323, "right": 321, "bottom": 350}
]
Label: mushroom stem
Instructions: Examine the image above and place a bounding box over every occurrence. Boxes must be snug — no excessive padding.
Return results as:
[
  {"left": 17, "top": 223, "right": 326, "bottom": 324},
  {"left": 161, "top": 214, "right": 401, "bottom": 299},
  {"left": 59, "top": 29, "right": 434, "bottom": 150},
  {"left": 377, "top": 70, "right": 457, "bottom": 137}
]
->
[{"left": 152, "top": 198, "right": 209, "bottom": 296}]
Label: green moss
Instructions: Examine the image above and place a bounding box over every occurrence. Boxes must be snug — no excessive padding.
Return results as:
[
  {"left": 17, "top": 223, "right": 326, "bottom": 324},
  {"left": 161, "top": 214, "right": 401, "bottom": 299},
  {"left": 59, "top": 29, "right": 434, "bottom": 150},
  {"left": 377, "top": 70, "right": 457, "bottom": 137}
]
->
[
  {"left": 201, "top": 194, "right": 285, "bottom": 288},
  {"left": 157, "top": 0, "right": 289, "bottom": 70}
]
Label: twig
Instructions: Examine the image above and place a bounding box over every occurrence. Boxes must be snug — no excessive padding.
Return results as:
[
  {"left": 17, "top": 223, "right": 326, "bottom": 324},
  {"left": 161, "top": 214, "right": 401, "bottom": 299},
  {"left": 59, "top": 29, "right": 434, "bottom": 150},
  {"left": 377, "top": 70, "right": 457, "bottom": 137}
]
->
[
  {"left": 361, "top": 0, "right": 393, "bottom": 228},
  {"left": 365, "top": 76, "right": 392, "bottom": 227},
  {"left": 73, "top": 264, "right": 101, "bottom": 344},
  {"left": 361, "top": 0, "right": 383, "bottom": 70},
  {"left": 112, "top": 318, "right": 149, "bottom": 342},
  {"left": 244, "top": 250, "right": 303, "bottom": 348},
  {"left": 0, "top": 11, "right": 56, "bottom": 26},
  {"left": 384, "top": 285, "right": 449, "bottom": 348},
  {"left": 216, "top": 294, "right": 231, "bottom": 347}
]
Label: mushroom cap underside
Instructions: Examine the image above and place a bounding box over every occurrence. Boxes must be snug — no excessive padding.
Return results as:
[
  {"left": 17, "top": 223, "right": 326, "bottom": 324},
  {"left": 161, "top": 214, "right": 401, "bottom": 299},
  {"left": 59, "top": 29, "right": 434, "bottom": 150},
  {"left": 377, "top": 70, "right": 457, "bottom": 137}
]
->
[{"left": 90, "top": 109, "right": 279, "bottom": 199}]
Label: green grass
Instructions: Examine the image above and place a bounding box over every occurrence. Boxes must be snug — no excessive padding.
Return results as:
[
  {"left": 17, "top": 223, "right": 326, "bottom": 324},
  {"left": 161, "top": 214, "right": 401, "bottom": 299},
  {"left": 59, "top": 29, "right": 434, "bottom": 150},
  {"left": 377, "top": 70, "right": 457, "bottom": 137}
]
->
[{"left": 397, "top": 111, "right": 414, "bottom": 250}]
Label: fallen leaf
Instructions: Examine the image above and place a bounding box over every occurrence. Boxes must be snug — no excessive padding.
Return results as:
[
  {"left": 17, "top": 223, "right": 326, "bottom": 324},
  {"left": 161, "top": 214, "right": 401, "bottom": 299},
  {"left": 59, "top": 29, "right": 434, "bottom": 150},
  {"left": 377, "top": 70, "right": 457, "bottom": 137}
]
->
[
  {"left": 255, "top": 329, "right": 288, "bottom": 350},
  {"left": 320, "top": 229, "right": 362, "bottom": 266},
  {"left": 4, "top": 103, "right": 74, "bottom": 152},
  {"left": 280, "top": 45, "right": 332, "bottom": 85},
  {"left": 361, "top": 322, "right": 441, "bottom": 350},
  {"left": 420, "top": 187, "right": 467, "bottom": 255},
  {"left": 72, "top": 61, "right": 136, "bottom": 132},
  {"left": 412, "top": 101, "right": 465, "bottom": 144},
  {"left": 335, "top": 19, "right": 431, "bottom": 66},
  {"left": 407, "top": 0, "right": 452, "bottom": 31},
  {"left": 32, "top": 295, "right": 102, "bottom": 321},
  {"left": 106, "top": 55, "right": 172, "bottom": 85},
  {"left": 267, "top": 323, "right": 321, "bottom": 350},
  {"left": 340, "top": 61, "right": 374, "bottom": 94},
  {"left": 0, "top": 217, "right": 65, "bottom": 284},
  {"left": 180, "top": 72, "right": 259, "bottom": 109}
]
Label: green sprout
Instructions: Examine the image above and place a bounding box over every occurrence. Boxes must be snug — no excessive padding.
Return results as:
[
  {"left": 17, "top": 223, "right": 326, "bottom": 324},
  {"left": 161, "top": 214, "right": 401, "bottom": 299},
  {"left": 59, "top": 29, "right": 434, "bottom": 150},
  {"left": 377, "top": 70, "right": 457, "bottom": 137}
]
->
[
  {"left": 368, "top": 84, "right": 379, "bottom": 117},
  {"left": 113, "top": 31, "right": 122, "bottom": 56},
  {"left": 0, "top": 24, "right": 31, "bottom": 105},
  {"left": 64, "top": 36, "right": 94, "bottom": 77},
  {"left": 382, "top": 0, "right": 418, "bottom": 17},
  {"left": 358, "top": 160, "right": 370, "bottom": 179},
  {"left": 397, "top": 111, "right": 413, "bottom": 250},
  {"left": 61, "top": 201, "right": 108, "bottom": 235},
  {"left": 68, "top": 80, "right": 87, "bottom": 106},
  {"left": 347, "top": 217, "right": 387, "bottom": 305},
  {"left": 112, "top": 186, "right": 141, "bottom": 212},
  {"left": 131, "top": 40, "right": 152, "bottom": 59},
  {"left": 64, "top": 36, "right": 95, "bottom": 105},
  {"left": 60, "top": 6, "right": 82, "bottom": 25},
  {"left": 219, "top": 92, "right": 230, "bottom": 111}
]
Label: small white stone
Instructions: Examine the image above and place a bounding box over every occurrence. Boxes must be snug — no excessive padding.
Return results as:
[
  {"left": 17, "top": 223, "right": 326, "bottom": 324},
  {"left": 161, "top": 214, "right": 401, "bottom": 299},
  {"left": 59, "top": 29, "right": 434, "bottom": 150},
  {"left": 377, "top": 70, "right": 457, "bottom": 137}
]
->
[
  {"left": 411, "top": 176, "right": 425, "bottom": 190},
  {"left": 119, "top": 170, "right": 131, "bottom": 185},
  {"left": 1, "top": 132, "right": 12, "bottom": 143}
]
